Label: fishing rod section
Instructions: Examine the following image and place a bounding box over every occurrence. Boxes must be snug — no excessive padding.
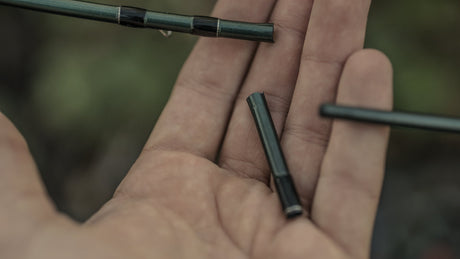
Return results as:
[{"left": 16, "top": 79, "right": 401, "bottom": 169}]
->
[
  {"left": 320, "top": 104, "right": 460, "bottom": 133},
  {"left": 0, "top": 0, "right": 274, "bottom": 42}
]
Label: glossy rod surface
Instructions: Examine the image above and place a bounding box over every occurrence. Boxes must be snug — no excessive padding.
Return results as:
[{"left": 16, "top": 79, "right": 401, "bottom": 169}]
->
[
  {"left": 247, "top": 92, "right": 303, "bottom": 218},
  {"left": 0, "top": 0, "right": 274, "bottom": 42},
  {"left": 320, "top": 104, "right": 460, "bottom": 133}
]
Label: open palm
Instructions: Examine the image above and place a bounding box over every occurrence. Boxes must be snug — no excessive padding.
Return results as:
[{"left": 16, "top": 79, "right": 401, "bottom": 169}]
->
[{"left": 1, "top": 0, "right": 393, "bottom": 258}]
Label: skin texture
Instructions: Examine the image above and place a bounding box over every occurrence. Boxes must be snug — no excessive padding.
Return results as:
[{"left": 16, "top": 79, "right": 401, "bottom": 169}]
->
[{"left": 0, "top": 0, "right": 393, "bottom": 258}]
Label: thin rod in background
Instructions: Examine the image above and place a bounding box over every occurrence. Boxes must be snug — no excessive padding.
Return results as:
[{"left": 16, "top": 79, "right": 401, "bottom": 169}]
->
[
  {"left": 0, "top": 0, "right": 274, "bottom": 42},
  {"left": 247, "top": 92, "right": 303, "bottom": 218},
  {"left": 320, "top": 104, "right": 460, "bottom": 133}
]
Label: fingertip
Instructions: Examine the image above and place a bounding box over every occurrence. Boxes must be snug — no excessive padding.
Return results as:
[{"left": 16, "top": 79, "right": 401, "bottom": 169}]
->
[
  {"left": 338, "top": 48, "right": 393, "bottom": 110},
  {"left": 347, "top": 49, "right": 392, "bottom": 72}
]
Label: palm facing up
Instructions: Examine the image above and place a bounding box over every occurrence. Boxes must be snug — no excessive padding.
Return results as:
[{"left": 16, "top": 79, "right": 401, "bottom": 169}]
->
[{"left": 1, "top": 0, "right": 393, "bottom": 258}]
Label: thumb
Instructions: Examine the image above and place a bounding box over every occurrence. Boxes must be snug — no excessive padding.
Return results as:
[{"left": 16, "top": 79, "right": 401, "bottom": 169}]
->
[{"left": 0, "top": 112, "right": 61, "bottom": 255}]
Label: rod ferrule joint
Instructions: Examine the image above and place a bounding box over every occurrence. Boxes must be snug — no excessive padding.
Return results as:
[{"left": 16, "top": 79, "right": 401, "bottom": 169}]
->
[
  {"left": 119, "top": 6, "right": 146, "bottom": 27},
  {"left": 191, "top": 16, "right": 219, "bottom": 37}
]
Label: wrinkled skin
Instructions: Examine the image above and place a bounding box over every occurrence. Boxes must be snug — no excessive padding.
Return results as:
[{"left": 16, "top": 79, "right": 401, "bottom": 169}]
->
[{"left": 0, "top": 0, "right": 393, "bottom": 258}]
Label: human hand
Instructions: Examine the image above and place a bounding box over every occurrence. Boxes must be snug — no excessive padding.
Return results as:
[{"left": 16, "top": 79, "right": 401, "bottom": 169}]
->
[{"left": 1, "top": 0, "right": 392, "bottom": 258}]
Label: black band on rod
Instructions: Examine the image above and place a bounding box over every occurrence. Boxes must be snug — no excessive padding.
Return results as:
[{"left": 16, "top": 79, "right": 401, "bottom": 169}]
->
[
  {"left": 119, "top": 6, "right": 146, "bottom": 27},
  {"left": 192, "top": 16, "right": 219, "bottom": 37}
]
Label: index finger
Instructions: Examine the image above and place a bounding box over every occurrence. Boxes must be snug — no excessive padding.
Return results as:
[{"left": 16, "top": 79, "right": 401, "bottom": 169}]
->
[{"left": 143, "top": 0, "right": 275, "bottom": 160}]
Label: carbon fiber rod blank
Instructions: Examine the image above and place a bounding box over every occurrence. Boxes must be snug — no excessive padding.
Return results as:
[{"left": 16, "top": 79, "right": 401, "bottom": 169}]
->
[
  {"left": 320, "top": 104, "right": 460, "bottom": 133},
  {"left": 0, "top": 0, "right": 274, "bottom": 42},
  {"left": 247, "top": 92, "right": 303, "bottom": 218}
]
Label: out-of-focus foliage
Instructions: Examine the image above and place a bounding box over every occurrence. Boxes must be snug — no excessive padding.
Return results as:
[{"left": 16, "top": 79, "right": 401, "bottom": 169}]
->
[
  {"left": 367, "top": 2, "right": 460, "bottom": 258},
  {"left": 0, "top": 0, "right": 459, "bottom": 258},
  {"left": 367, "top": 0, "right": 460, "bottom": 114}
]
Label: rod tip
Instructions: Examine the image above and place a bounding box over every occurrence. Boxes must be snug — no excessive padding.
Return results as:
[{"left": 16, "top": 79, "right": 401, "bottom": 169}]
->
[{"left": 319, "top": 103, "right": 333, "bottom": 117}]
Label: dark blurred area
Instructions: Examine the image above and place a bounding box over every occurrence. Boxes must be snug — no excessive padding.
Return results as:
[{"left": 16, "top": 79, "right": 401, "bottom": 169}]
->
[{"left": 0, "top": 0, "right": 459, "bottom": 258}]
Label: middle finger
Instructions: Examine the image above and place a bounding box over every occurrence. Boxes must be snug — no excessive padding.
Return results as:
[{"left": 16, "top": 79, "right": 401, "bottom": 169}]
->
[{"left": 218, "top": 0, "right": 314, "bottom": 184}]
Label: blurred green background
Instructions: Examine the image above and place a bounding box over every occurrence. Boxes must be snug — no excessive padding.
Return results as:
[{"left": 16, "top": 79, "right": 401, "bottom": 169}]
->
[{"left": 0, "top": 0, "right": 459, "bottom": 258}]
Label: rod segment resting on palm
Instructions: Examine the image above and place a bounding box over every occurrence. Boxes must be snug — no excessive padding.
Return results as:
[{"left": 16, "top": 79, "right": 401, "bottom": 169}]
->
[
  {"left": 247, "top": 93, "right": 303, "bottom": 218},
  {"left": 0, "top": 0, "right": 274, "bottom": 42}
]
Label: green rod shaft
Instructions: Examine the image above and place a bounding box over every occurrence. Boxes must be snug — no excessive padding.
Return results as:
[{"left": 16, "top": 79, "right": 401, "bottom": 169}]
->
[
  {"left": 0, "top": 0, "right": 274, "bottom": 42},
  {"left": 320, "top": 104, "right": 460, "bottom": 133},
  {"left": 247, "top": 93, "right": 303, "bottom": 218},
  {"left": 0, "top": 0, "right": 118, "bottom": 23}
]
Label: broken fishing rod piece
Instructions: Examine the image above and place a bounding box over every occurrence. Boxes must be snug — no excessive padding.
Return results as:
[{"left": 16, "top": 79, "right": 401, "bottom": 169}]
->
[
  {"left": 320, "top": 104, "right": 460, "bottom": 133},
  {"left": 0, "top": 0, "right": 274, "bottom": 42},
  {"left": 247, "top": 93, "right": 303, "bottom": 218}
]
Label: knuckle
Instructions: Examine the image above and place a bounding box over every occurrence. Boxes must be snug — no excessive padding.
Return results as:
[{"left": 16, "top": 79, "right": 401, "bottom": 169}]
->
[
  {"left": 272, "top": 17, "right": 306, "bottom": 41},
  {"left": 175, "top": 70, "right": 235, "bottom": 101},
  {"left": 283, "top": 123, "right": 330, "bottom": 148}
]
